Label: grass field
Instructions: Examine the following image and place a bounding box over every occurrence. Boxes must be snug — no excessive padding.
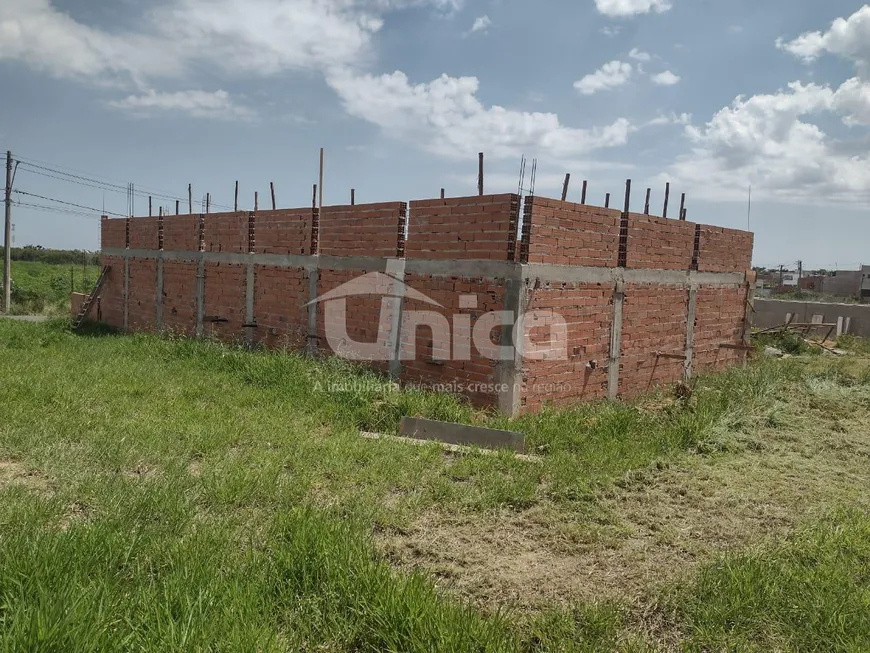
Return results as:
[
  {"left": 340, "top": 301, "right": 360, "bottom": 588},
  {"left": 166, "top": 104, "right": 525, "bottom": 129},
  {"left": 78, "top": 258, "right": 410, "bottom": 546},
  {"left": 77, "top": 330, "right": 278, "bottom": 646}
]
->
[
  {"left": 8, "top": 260, "right": 100, "bottom": 315},
  {"left": 1, "top": 320, "right": 869, "bottom": 650}
]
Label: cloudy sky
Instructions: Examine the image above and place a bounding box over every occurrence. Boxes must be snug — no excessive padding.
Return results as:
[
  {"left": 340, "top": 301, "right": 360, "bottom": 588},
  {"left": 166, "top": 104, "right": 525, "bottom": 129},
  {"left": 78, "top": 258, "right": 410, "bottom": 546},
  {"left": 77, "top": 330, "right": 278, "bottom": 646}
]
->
[{"left": 1, "top": 0, "right": 869, "bottom": 269}]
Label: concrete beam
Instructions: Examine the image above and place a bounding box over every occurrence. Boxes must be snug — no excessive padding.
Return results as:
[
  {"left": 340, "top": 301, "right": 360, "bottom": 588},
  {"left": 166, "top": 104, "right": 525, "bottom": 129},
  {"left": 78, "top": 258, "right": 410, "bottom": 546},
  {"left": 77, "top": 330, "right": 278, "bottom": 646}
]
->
[
  {"left": 102, "top": 248, "right": 747, "bottom": 289},
  {"left": 399, "top": 417, "right": 525, "bottom": 453}
]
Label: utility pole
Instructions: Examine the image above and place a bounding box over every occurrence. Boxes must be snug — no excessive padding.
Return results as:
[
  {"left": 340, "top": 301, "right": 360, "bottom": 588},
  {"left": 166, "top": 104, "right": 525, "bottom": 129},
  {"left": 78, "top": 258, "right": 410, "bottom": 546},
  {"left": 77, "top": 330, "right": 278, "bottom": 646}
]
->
[
  {"left": 4, "top": 150, "right": 12, "bottom": 314},
  {"left": 798, "top": 260, "right": 803, "bottom": 282}
]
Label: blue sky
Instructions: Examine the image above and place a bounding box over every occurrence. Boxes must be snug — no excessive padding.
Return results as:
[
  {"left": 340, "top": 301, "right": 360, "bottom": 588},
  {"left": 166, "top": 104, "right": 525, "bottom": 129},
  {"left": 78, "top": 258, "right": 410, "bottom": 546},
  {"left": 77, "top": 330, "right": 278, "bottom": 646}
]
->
[{"left": 1, "top": 0, "right": 869, "bottom": 269}]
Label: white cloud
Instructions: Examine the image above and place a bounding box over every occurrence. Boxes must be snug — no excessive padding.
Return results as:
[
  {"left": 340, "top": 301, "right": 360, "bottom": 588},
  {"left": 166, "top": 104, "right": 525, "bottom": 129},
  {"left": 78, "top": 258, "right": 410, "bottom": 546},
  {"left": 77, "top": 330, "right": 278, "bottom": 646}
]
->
[
  {"left": 628, "top": 47, "right": 651, "bottom": 62},
  {"left": 574, "top": 61, "right": 633, "bottom": 95},
  {"left": 668, "top": 81, "right": 870, "bottom": 203},
  {"left": 594, "top": 0, "right": 671, "bottom": 18},
  {"left": 326, "top": 69, "right": 637, "bottom": 159},
  {"left": 651, "top": 70, "right": 680, "bottom": 85},
  {"left": 832, "top": 77, "right": 870, "bottom": 125},
  {"left": 0, "top": 0, "right": 459, "bottom": 85},
  {"left": 469, "top": 15, "right": 491, "bottom": 34},
  {"left": 777, "top": 5, "right": 870, "bottom": 76},
  {"left": 108, "top": 89, "right": 255, "bottom": 120},
  {"left": 600, "top": 26, "right": 622, "bottom": 37}
]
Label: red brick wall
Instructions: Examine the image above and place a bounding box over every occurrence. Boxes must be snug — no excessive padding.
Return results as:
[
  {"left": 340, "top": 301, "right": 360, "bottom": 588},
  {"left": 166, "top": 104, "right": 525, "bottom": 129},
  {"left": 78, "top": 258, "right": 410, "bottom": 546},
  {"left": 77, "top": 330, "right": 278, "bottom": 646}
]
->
[
  {"left": 399, "top": 274, "right": 508, "bottom": 407},
  {"left": 128, "top": 259, "right": 157, "bottom": 331},
  {"left": 97, "top": 255, "right": 124, "bottom": 329},
  {"left": 316, "top": 270, "right": 381, "bottom": 360},
  {"left": 203, "top": 263, "right": 246, "bottom": 341},
  {"left": 626, "top": 214, "right": 696, "bottom": 270},
  {"left": 521, "top": 283, "right": 612, "bottom": 410},
  {"left": 694, "top": 286, "right": 749, "bottom": 371},
  {"left": 205, "top": 212, "right": 250, "bottom": 254},
  {"left": 407, "top": 194, "right": 519, "bottom": 261},
  {"left": 162, "top": 261, "right": 198, "bottom": 335},
  {"left": 164, "top": 215, "right": 202, "bottom": 252},
  {"left": 101, "top": 218, "right": 127, "bottom": 249},
  {"left": 254, "top": 209, "right": 316, "bottom": 255},
  {"left": 128, "top": 217, "right": 158, "bottom": 251},
  {"left": 319, "top": 203, "right": 406, "bottom": 257},
  {"left": 522, "top": 198, "right": 621, "bottom": 267},
  {"left": 697, "top": 226, "right": 754, "bottom": 273},
  {"left": 619, "top": 284, "right": 688, "bottom": 398},
  {"left": 98, "top": 194, "right": 754, "bottom": 413},
  {"left": 253, "top": 266, "right": 309, "bottom": 348}
]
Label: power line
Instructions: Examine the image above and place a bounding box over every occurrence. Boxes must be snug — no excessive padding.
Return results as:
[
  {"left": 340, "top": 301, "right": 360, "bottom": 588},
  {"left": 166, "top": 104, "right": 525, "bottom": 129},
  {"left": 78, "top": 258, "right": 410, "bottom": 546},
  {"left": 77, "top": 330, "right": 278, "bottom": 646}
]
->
[
  {"left": 13, "top": 201, "right": 103, "bottom": 220},
  {"left": 12, "top": 190, "right": 127, "bottom": 217},
  {"left": 14, "top": 156, "right": 235, "bottom": 211}
]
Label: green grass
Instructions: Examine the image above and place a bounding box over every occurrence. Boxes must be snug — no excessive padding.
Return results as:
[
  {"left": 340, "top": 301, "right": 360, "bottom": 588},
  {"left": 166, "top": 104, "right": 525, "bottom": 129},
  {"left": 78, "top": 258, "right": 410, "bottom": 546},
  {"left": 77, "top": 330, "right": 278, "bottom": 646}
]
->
[
  {"left": 670, "top": 510, "right": 870, "bottom": 652},
  {"left": 837, "top": 334, "right": 870, "bottom": 355},
  {"left": 9, "top": 260, "right": 100, "bottom": 315},
  {"left": 1, "top": 320, "right": 869, "bottom": 650}
]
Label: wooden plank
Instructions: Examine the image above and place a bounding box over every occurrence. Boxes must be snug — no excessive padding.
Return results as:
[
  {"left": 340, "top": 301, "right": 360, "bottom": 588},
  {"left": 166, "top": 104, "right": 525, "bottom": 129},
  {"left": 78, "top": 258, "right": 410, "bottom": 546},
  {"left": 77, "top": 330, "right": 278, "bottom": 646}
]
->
[{"left": 399, "top": 417, "right": 525, "bottom": 453}]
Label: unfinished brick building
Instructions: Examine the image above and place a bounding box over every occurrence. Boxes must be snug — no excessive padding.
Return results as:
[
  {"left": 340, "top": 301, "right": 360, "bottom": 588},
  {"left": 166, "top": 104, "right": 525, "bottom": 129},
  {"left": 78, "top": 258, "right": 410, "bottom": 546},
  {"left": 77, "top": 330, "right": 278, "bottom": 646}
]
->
[{"left": 96, "top": 190, "right": 754, "bottom": 415}]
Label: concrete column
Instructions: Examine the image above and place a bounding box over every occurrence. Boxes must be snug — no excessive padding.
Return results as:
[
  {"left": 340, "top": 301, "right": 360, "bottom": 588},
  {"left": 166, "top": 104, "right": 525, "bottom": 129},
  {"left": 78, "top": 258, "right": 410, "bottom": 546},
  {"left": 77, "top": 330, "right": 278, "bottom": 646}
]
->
[
  {"left": 244, "top": 261, "right": 255, "bottom": 348},
  {"left": 496, "top": 269, "right": 527, "bottom": 417},
  {"left": 123, "top": 255, "right": 130, "bottom": 332},
  {"left": 607, "top": 280, "right": 625, "bottom": 400},
  {"left": 306, "top": 267, "right": 319, "bottom": 355},
  {"left": 195, "top": 254, "right": 205, "bottom": 337},
  {"left": 684, "top": 286, "right": 697, "bottom": 380},
  {"left": 384, "top": 258, "right": 408, "bottom": 380},
  {"left": 155, "top": 253, "right": 164, "bottom": 331}
]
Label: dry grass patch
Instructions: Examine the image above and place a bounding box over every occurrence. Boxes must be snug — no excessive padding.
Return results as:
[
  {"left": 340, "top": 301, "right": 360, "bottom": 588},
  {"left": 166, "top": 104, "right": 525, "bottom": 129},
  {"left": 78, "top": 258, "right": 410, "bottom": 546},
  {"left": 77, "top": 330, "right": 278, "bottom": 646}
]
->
[{"left": 378, "top": 368, "right": 870, "bottom": 614}]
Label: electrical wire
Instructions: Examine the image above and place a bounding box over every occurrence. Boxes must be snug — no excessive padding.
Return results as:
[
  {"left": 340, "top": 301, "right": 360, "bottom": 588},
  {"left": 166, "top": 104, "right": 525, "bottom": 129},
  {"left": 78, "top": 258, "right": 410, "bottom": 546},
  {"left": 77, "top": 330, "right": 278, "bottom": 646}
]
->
[
  {"left": 12, "top": 190, "right": 127, "bottom": 217},
  {"left": 14, "top": 157, "right": 236, "bottom": 211},
  {"left": 13, "top": 202, "right": 103, "bottom": 220}
]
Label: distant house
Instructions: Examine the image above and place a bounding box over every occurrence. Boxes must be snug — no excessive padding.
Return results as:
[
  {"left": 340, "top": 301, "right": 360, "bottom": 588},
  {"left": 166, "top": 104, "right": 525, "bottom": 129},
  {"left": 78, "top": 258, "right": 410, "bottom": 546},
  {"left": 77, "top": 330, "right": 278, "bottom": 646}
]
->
[
  {"left": 781, "top": 273, "right": 799, "bottom": 288},
  {"left": 861, "top": 266, "right": 870, "bottom": 299},
  {"left": 822, "top": 268, "right": 864, "bottom": 299}
]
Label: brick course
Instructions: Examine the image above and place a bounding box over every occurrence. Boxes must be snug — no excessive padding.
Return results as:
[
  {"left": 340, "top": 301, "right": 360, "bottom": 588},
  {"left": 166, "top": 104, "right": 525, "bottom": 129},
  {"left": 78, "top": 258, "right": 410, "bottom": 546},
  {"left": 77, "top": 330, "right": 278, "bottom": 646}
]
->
[
  {"left": 407, "top": 194, "right": 519, "bottom": 261},
  {"left": 319, "top": 203, "right": 406, "bottom": 257},
  {"left": 697, "top": 226, "right": 754, "bottom": 273},
  {"left": 522, "top": 198, "right": 621, "bottom": 267},
  {"left": 626, "top": 214, "right": 696, "bottom": 270}
]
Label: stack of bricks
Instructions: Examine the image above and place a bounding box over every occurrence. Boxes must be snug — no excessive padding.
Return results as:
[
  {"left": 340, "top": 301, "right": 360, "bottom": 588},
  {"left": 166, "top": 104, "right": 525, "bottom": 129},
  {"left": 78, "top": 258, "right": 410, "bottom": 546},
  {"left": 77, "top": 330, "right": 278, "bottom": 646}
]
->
[
  {"left": 407, "top": 194, "right": 519, "bottom": 261},
  {"left": 521, "top": 198, "right": 621, "bottom": 266}
]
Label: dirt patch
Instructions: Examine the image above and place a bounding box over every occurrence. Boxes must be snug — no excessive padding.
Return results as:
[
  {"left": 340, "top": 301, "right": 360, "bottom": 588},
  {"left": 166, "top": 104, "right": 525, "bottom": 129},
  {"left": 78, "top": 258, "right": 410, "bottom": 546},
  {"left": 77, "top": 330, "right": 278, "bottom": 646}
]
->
[
  {"left": 377, "top": 411, "right": 870, "bottom": 611},
  {"left": 0, "top": 460, "right": 49, "bottom": 491}
]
